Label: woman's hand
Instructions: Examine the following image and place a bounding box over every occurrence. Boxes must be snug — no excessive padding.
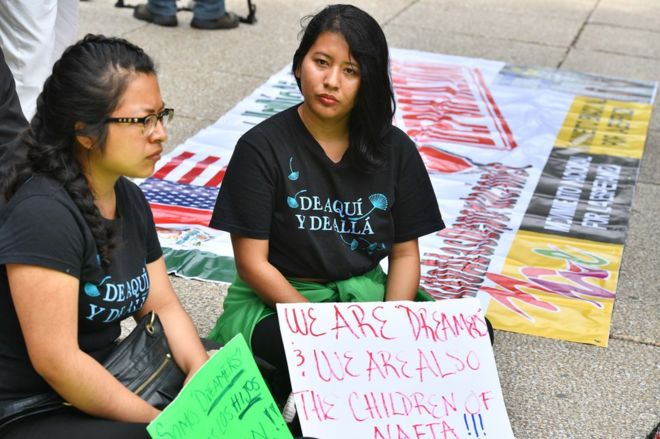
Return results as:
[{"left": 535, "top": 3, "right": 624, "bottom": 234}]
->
[
  {"left": 7, "top": 263, "right": 160, "bottom": 423},
  {"left": 183, "top": 362, "right": 206, "bottom": 385},
  {"left": 385, "top": 239, "right": 421, "bottom": 301},
  {"left": 137, "top": 257, "right": 209, "bottom": 378},
  {"left": 231, "top": 234, "right": 309, "bottom": 308}
]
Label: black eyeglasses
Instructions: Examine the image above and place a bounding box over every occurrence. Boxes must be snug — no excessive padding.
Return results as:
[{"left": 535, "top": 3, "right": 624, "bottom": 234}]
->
[{"left": 105, "top": 108, "right": 174, "bottom": 137}]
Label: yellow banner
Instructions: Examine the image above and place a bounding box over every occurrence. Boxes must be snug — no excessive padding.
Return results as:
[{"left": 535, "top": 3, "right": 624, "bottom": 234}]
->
[
  {"left": 556, "top": 96, "right": 652, "bottom": 159},
  {"left": 484, "top": 230, "right": 621, "bottom": 346}
]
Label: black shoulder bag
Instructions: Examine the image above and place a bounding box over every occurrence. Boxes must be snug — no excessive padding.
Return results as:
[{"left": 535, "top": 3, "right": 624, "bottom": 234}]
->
[{"left": 0, "top": 311, "right": 184, "bottom": 429}]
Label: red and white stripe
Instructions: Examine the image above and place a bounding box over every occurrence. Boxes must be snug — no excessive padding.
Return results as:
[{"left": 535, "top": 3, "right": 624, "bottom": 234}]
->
[{"left": 153, "top": 151, "right": 228, "bottom": 187}]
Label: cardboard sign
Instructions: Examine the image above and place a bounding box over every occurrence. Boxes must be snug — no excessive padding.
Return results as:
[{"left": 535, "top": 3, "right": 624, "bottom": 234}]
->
[
  {"left": 277, "top": 299, "right": 514, "bottom": 439},
  {"left": 147, "top": 334, "right": 292, "bottom": 439}
]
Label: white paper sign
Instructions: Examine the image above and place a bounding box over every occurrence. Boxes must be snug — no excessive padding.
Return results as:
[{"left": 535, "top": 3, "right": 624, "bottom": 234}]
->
[{"left": 277, "top": 299, "right": 514, "bottom": 439}]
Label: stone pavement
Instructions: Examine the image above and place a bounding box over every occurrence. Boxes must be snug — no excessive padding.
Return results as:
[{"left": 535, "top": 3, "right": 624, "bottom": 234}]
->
[{"left": 79, "top": 1, "right": 659, "bottom": 437}]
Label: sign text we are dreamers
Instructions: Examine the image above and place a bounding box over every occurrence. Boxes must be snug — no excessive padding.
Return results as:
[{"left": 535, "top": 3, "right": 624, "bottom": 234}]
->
[{"left": 277, "top": 299, "right": 514, "bottom": 439}]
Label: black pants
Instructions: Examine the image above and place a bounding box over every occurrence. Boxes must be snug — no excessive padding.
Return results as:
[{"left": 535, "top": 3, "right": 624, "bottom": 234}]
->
[
  {"left": 252, "top": 314, "right": 299, "bottom": 434},
  {"left": 0, "top": 407, "right": 149, "bottom": 439}
]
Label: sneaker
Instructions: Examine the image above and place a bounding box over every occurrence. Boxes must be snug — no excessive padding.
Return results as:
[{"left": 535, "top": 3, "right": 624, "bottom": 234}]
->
[
  {"left": 190, "top": 12, "right": 239, "bottom": 30},
  {"left": 133, "top": 4, "right": 178, "bottom": 27}
]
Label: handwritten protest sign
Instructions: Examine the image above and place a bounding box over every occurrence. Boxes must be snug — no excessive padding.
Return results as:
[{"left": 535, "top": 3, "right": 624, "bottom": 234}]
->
[
  {"left": 147, "top": 334, "right": 292, "bottom": 439},
  {"left": 277, "top": 299, "right": 514, "bottom": 439}
]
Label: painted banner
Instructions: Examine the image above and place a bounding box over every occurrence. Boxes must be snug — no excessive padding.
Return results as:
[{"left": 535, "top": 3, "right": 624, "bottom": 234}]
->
[
  {"left": 147, "top": 334, "right": 292, "bottom": 439},
  {"left": 140, "top": 49, "right": 657, "bottom": 346},
  {"left": 276, "top": 299, "right": 514, "bottom": 439}
]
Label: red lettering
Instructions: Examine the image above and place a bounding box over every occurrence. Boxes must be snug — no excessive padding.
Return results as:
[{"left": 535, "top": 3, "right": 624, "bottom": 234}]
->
[
  {"left": 284, "top": 307, "right": 327, "bottom": 337},
  {"left": 364, "top": 351, "right": 412, "bottom": 381},
  {"left": 292, "top": 389, "right": 335, "bottom": 422},
  {"left": 348, "top": 392, "right": 367, "bottom": 422},
  {"left": 439, "top": 420, "right": 460, "bottom": 439},
  {"left": 372, "top": 305, "right": 396, "bottom": 340},
  {"left": 483, "top": 273, "right": 560, "bottom": 321},
  {"left": 396, "top": 353, "right": 413, "bottom": 379},
  {"left": 429, "top": 350, "right": 456, "bottom": 379},
  {"left": 480, "top": 390, "right": 493, "bottom": 411},
  {"left": 366, "top": 351, "right": 387, "bottom": 381},
  {"left": 372, "top": 422, "right": 460, "bottom": 439},
  {"left": 444, "top": 352, "right": 465, "bottom": 373},
  {"left": 379, "top": 351, "right": 402, "bottom": 379},
  {"left": 332, "top": 305, "right": 360, "bottom": 339},
  {"left": 411, "top": 393, "right": 433, "bottom": 417},
  {"left": 441, "top": 393, "right": 457, "bottom": 417},
  {"left": 348, "top": 304, "right": 380, "bottom": 338},
  {"left": 312, "top": 349, "right": 359, "bottom": 382},
  {"left": 465, "top": 350, "right": 480, "bottom": 370},
  {"left": 416, "top": 349, "right": 439, "bottom": 382}
]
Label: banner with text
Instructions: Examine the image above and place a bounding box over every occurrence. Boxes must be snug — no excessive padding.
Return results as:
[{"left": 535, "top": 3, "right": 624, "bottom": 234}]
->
[
  {"left": 276, "top": 299, "right": 514, "bottom": 439},
  {"left": 141, "top": 49, "right": 657, "bottom": 346},
  {"left": 147, "top": 334, "right": 292, "bottom": 439}
]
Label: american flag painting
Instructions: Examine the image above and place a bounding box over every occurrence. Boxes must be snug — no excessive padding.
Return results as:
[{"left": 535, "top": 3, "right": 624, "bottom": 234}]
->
[
  {"left": 141, "top": 147, "right": 229, "bottom": 226},
  {"left": 152, "top": 151, "right": 227, "bottom": 187},
  {"left": 140, "top": 177, "right": 219, "bottom": 226}
]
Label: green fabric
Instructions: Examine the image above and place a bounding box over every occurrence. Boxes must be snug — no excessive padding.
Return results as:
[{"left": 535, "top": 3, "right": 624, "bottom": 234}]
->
[
  {"left": 207, "top": 265, "right": 433, "bottom": 350},
  {"left": 163, "top": 247, "right": 236, "bottom": 282}
]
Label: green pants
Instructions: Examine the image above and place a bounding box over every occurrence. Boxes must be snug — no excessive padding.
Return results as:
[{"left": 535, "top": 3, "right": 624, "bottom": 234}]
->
[{"left": 208, "top": 265, "right": 432, "bottom": 350}]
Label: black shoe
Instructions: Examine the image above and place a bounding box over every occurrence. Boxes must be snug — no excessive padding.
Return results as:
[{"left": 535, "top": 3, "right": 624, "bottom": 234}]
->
[
  {"left": 133, "top": 4, "right": 178, "bottom": 27},
  {"left": 190, "top": 12, "right": 239, "bottom": 30}
]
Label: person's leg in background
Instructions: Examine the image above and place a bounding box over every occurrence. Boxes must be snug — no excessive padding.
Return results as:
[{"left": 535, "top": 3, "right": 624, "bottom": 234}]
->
[
  {"left": 0, "top": 0, "right": 78, "bottom": 120},
  {"left": 134, "top": 0, "right": 178, "bottom": 27},
  {"left": 134, "top": 0, "right": 237, "bottom": 29},
  {"left": 190, "top": 0, "right": 238, "bottom": 29},
  {"left": 52, "top": 0, "right": 79, "bottom": 72}
]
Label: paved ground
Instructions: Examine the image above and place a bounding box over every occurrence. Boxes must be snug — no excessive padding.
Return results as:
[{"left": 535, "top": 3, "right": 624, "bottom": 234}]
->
[{"left": 79, "top": 1, "right": 659, "bottom": 437}]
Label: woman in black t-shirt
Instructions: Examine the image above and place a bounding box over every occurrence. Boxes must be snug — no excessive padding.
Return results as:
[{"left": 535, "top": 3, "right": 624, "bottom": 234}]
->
[
  {"left": 0, "top": 36, "right": 208, "bottom": 437},
  {"left": 208, "top": 5, "right": 483, "bottom": 422}
]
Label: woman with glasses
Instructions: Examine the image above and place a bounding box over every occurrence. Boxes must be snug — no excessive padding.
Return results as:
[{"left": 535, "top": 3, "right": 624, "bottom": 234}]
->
[{"left": 0, "top": 35, "right": 208, "bottom": 438}]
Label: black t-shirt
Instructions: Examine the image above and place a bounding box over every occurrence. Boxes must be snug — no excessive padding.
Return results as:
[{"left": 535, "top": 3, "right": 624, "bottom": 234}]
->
[
  {"left": 210, "top": 105, "right": 444, "bottom": 280},
  {"left": 0, "top": 175, "right": 162, "bottom": 401}
]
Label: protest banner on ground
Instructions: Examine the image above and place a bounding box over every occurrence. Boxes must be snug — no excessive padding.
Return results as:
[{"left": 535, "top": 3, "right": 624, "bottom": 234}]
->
[
  {"left": 142, "top": 49, "right": 657, "bottom": 347},
  {"left": 277, "top": 298, "right": 513, "bottom": 439},
  {"left": 147, "top": 334, "right": 292, "bottom": 439}
]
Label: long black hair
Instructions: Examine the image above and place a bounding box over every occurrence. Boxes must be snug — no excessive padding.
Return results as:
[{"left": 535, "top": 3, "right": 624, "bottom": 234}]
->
[
  {"left": 292, "top": 4, "right": 395, "bottom": 172},
  {"left": 0, "top": 34, "right": 156, "bottom": 266}
]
